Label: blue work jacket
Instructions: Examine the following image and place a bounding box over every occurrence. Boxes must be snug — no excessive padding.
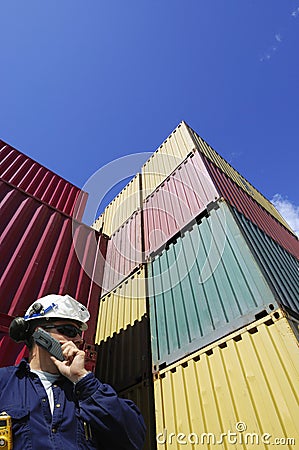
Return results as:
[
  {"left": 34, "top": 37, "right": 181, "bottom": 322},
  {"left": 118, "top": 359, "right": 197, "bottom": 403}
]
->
[{"left": 0, "top": 360, "right": 146, "bottom": 449}]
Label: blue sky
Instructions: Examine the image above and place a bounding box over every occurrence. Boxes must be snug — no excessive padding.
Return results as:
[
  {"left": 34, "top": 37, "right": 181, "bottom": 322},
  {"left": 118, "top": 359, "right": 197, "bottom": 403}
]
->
[{"left": 1, "top": 1, "right": 298, "bottom": 233}]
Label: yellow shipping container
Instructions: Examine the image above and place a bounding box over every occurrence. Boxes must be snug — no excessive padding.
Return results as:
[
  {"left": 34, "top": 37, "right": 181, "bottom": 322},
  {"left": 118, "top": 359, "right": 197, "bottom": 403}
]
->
[
  {"left": 141, "top": 122, "right": 195, "bottom": 198},
  {"left": 154, "top": 309, "right": 299, "bottom": 449},
  {"left": 91, "top": 212, "right": 104, "bottom": 233},
  {"left": 95, "top": 266, "right": 147, "bottom": 343},
  {"left": 92, "top": 173, "right": 141, "bottom": 237}
]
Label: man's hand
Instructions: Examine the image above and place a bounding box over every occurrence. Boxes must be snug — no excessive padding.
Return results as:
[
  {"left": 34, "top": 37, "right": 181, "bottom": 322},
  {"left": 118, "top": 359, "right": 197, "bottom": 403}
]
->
[{"left": 50, "top": 341, "right": 88, "bottom": 383}]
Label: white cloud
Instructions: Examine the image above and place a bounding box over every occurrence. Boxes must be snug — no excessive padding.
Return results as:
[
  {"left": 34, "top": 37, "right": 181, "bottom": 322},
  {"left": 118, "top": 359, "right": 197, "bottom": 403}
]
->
[
  {"left": 291, "top": 7, "right": 299, "bottom": 18},
  {"left": 271, "top": 194, "right": 299, "bottom": 236},
  {"left": 260, "top": 34, "right": 282, "bottom": 62}
]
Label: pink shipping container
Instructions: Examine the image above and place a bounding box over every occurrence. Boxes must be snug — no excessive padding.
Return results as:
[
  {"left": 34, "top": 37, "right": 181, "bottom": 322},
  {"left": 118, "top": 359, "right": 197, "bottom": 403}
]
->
[
  {"left": 0, "top": 139, "right": 87, "bottom": 220},
  {"left": 0, "top": 178, "right": 107, "bottom": 366},
  {"left": 201, "top": 153, "right": 299, "bottom": 260},
  {"left": 143, "top": 152, "right": 219, "bottom": 257},
  {"left": 101, "top": 210, "right": 143, "bottom": 294},
  {"left": 143, "top": 149, "right": 299, "bottom": 261}
]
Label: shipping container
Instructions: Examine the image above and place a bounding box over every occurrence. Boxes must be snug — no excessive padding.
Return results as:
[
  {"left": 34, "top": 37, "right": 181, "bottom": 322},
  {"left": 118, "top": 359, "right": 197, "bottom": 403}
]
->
[
  {"left": 119, "top": 379, "right": 157, "bottom": 450},
  {"left": 92, "top": 211, "right": 104, "bottom": 234},
  {"left": 148, "top": 200, "right": 298, "bottom": 369},
  {"left": 143, "top": 152, "right": 219, "bottom": 258},
  {"left": 232, "top": 207, "right": 299, "bottom": 311},
  {"left": 95, "top": 315, "right": 150, "bottom": 392},
  {"left": 186, "top": 123, "right": 294, "bottom": 234},
  {"left": 93, "top": 174, "right": 142, "bottom": 237},
  {"left": 101, "top": 210, "right": 143, "bottom": 294},
  {"left": 201, "top": 153, "right": 299, "bottom": 259},
  {"left": 0, "top": 139, "right": 87, "bottom": 220},
  {"left": 0, "top": 312, "right": 12, "bottom": 334},
  {"left": 95, "top": 267, "right": 147, "bottom": 343},
  {"left": 154, "top": 309, "right": 299, "bottom": 450},
  {"left": 0, "top": 179, "right": 107, "bottom": 366},
  {"left": 141, "top": 122, "right": 195, "bottom": 198}
]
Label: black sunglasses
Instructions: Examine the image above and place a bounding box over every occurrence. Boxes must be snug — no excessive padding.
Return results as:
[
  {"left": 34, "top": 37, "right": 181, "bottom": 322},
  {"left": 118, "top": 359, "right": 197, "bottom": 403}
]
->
[{"left": 42, "top": 324, "right": 83, "bottom": 338}]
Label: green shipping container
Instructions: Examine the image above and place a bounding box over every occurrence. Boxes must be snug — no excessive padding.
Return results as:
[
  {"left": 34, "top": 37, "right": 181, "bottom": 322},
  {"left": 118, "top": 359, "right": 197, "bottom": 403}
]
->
[{"left": 149, "top": 200, "right": 297, "bottom": 369}]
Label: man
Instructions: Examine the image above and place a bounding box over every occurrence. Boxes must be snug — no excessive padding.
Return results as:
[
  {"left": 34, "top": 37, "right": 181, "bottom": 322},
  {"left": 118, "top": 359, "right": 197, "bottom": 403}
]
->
[{"left": 0, "top": 294, "right": 146, "bottom": 449}]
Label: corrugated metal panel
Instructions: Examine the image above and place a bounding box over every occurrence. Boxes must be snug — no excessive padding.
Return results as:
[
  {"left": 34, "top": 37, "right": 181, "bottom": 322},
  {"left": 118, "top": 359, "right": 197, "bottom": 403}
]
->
[
  {"left": 149, "top": 201, "right": 286, "bottom": 369},
  {"left": 95, "top": 316, "right": 150, "bottom": 392},
  {"left": 143, "top": 152, "right": 219, "bottom": 258},
  {"left": 98, "top": 174, "right": 141, "bottom": 237},
  {"left": 0, "top": 179, "right": 107, "bottom": 366},
  {"left": 154, "top": 310, "right": 299, "bottom": 450},
  {"left": 232, "top": 207, "right": 299, "bottom": 312},
  {"left": 202, "top": 153, "right": 299, "bottom": 259},
  {"left": 186, "top": 124, "right": 294, "bottom": 234},
  {"left": 0, "top": 139, "right": 88, "bottom": 220},
  {"left": 92, "top": 211, "right": 104, "bottom": 233},
  {"left": 141, "top": 122, "right": 195, "bottom": 198},
  {"left": 0, "top": 334, "right": 28, "bottom": 367},
  {"left": 101, "top": 210, "right": 143, "bottom": 294},
  {"left": 0, "top": 312, "right": 12, "bottom": 334},
  {"left": 119, "top": 379, "right": 156, "bottom": 450},
  {"left": 95, "top": 267, "right": 147, "bottom": 342}
]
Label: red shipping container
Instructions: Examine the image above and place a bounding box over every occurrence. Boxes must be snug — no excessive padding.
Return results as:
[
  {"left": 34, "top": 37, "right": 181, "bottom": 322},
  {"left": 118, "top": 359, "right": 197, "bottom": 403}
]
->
[
  {"left": 201, "top": 153, "right": 299, "bottom": 260},
  {"left": 0, "top": 179, "right": 107, "bottom": 367},
  {"left": 0, "top": 139, "right": 87, "bottom": 220}
]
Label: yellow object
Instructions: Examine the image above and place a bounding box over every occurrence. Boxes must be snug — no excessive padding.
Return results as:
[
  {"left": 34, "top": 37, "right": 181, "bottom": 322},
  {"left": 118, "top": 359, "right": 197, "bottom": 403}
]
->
[
  {"left": 141, "top": 122, "right": 195, "bottom": 198},
  {"left": 0, "top": 412, "right": 12, "bottom": 450},
  {"left": 95, "top": 267, "right": 147, "bottom": 343},
  {"left": 91, "top": 212, "right": 104, "bottom": 234},
  {"left": 154, "top": 309, "right": 299, "bottom": 449},
  {"left": 92, "top": 174, "right": 141, "bottom": 237}
]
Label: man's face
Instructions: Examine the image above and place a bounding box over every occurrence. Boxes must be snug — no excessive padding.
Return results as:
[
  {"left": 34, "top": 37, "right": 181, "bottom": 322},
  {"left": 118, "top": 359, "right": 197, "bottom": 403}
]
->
[{"left": 40, "top": 320, "right": 84, "bottom": 348}]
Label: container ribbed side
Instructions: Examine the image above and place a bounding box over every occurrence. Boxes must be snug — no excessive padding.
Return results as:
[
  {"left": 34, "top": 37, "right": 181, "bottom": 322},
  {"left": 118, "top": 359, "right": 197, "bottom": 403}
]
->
[
  {"left": 95, "top": 315, "right": 150, "bottom": 392},
  {"left": 93, "top": 174, "right": 141, "bottom": 237},
  {"left": 101, "top": 210, "right": 143, "bottom": 294},
  {"left": 154, "top": 310, "right": 299, "bottom": 450},
  {"left": 201, "top": 152, "right": 299, "bottom": 259},
  {"left": 95, "top": 266, "right": 146, "bottom": 343},
  {"left": 232, "top": 206, "right": 299, "bottom": 313},
  {"left": 143, "top": 152, "right": 219, "bottom": 258},
  {"left": 142, "top": 122, "right": 195, "bottom": 198},
  {"left": 0, "top": 140, "right": 87, "bottom": 220},
  {"left": 119, "top": 379, "right": 156, "bottom": 450},
  {"left": 149, "top": 201, "right": 280, "bottom": 369},
  {"left": 0, "top": 179, "right": 107, "bottom": 366},
  {"left": 186, "top": 124, "right": 294, "bottom": 234}
]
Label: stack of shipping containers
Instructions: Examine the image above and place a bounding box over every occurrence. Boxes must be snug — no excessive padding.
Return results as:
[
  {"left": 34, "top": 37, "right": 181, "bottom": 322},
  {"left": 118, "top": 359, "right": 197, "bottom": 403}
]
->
[
  {"left": 142, "top": 123, "right": 299, "bottom": 449},
  {"left": 0, "top": 139, "right": 107, "bottom": 369},
  {"left": 92, "top": 174, "right": 156, "bottom": 450},
  {"left": 94, "top": 121, "right": 299, "bottom": 449},
  {"left": 1, "top": 120, "right": 299, "bottom": 449}
]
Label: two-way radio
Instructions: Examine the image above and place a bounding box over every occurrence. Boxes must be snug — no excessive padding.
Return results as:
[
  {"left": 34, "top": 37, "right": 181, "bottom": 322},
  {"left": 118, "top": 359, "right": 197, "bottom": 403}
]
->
[{"left": 32, "top": 328, "right": 65, "bottom": 361}]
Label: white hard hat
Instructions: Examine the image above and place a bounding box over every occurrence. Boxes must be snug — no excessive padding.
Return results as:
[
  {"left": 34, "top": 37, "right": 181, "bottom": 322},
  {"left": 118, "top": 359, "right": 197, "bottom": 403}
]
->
[{"left": 23, "top": 294, "right": 90, "bottom": 330}]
